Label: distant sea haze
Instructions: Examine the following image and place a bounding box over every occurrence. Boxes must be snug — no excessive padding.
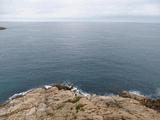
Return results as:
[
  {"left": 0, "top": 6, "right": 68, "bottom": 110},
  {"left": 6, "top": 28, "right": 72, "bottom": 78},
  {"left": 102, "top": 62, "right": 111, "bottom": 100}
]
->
[{"left": 0, "top": 22, "right": 160, "bottom": 104}]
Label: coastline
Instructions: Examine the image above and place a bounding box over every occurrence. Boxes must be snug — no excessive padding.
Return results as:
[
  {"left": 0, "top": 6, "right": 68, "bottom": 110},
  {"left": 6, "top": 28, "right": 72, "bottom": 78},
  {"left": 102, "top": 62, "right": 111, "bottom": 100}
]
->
[
  {"left": 0, "top": 84, "right": 160, "bottom": 120},
  {"left": 2, "top": 84, "right": 89, "bottom": 105},
  {"left": 0, "top": 27, "right": 6, "bottom": 30},
  {"left": 0, "top": 83, "right": 148, "bottom": 105}
]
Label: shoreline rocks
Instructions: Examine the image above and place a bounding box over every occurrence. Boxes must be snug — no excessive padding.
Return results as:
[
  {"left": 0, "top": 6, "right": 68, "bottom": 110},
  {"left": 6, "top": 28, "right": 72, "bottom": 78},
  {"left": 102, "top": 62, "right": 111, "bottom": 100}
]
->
[
  {"left": 0, "top": 84, "right": 160, "bottom": 120},
  {"left": 120, "top": 91, "right": 160, "bottom": 112}
]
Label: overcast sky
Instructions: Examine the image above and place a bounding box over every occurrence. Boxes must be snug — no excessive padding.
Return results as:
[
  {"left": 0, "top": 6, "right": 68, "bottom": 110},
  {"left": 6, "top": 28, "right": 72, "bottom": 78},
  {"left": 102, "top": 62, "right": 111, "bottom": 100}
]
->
[{"left": 0, "top": 0, "right": 160, "bottom": 22}]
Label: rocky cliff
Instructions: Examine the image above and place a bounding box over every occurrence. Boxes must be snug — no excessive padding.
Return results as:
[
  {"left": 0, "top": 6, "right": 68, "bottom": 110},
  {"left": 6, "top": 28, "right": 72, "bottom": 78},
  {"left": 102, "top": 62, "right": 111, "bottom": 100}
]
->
[{"left": 0, "top": 84, "right": 160, "bottom": 120}]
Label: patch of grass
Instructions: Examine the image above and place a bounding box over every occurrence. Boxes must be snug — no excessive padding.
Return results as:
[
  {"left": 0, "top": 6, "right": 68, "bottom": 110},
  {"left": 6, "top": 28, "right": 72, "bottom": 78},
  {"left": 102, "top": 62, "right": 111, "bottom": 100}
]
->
[
  {"left": 56, "top": 103, "right": 65, "bottom": 110},
  {"left": 64, "top": 97, "right": 81, "bottom": 104},
  {"left": 76, "top": 104, "right": 84, "bottom": 112}
]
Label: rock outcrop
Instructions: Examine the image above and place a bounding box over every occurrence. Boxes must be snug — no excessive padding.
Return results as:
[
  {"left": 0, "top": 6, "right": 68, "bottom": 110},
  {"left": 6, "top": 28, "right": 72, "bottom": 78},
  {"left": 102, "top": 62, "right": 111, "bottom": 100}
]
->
[
  {"left": 0, "top": 85, "right": 160, "bottom": 120},
  {"left": 0, "top": 27, "right": 6, "bottom": 30},
  {"left": 120, "top": 91, "right": 160, "bottom": 112}
]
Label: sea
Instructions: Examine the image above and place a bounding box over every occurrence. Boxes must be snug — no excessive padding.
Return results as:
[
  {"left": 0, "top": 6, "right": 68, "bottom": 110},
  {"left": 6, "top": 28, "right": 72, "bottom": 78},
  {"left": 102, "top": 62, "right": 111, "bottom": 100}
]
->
[{"left": 0, "top": 22, "right": 160, "bottom": 104}]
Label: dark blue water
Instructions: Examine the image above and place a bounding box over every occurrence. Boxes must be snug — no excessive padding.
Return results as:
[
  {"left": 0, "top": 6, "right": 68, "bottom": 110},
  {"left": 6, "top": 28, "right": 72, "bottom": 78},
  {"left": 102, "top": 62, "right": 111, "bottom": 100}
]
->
[{"left": 0, "top": 22, "right": 160, "bottom": 103}]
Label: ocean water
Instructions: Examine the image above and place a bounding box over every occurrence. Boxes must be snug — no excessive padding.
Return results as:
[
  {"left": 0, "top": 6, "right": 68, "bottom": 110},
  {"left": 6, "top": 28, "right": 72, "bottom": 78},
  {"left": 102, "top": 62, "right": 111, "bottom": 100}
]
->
[{"left": 0, "top": 22, "right": 160, "bottom": 103}]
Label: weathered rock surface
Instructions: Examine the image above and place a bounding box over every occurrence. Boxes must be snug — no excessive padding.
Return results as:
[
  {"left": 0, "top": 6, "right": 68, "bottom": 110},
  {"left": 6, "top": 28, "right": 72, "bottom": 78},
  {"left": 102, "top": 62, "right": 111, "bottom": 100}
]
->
[
  {"left": 0, "top": 85, "right": 160, "bottom": 120},
  {"left": 120, "top": 91, "right": 160, "bottom": 112},
  {"left": 0, "top": 27, "right": 6, "bottom": 30}
]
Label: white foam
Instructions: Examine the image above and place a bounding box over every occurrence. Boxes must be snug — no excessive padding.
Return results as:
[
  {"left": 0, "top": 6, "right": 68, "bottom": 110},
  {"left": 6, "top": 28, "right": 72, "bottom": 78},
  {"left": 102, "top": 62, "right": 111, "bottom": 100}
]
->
[
  {"left": 71, "top": 87, "right": 90, "bottom": 96},
  {"left": 128, "top": 90, "right": 141, "bottom": 95},
  {"left": 8, "top": 84, "right": 52, "bottom": 102},
  {"left": 81, "top": 91, "right": 90, "bottom": 96},
  {"left": 62, "top": 80, "right": 90, "bottom": 96},
  {"left": 9, "top": 89, "right": 33, "bottom": 101},
  {"left": 44, "top": 85, "right": 52, "bottom": 89}
]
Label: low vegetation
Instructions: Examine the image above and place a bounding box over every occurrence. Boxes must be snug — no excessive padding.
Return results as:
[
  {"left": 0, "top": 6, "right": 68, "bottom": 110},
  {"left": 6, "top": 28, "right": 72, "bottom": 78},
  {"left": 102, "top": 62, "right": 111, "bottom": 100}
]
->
[
  {"left": 64, "top": 97, "right": 81, "bottom": 103},
  {"left": 76, "top": 104, "right": 84, "bottom": 112}
]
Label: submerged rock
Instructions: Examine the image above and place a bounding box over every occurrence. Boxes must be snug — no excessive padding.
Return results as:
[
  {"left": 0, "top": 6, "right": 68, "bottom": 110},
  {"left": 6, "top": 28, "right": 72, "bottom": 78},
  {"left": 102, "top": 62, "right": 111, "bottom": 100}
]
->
[{"left": 0, "top": 85, "right": 160, "bottom": 120}]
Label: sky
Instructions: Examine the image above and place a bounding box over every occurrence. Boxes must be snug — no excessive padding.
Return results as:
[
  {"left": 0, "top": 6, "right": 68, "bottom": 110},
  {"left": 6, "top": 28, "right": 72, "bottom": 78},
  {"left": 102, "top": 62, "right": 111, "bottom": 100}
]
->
[{"left": 0, "top": 0, "right": 160, "bottom": 22}]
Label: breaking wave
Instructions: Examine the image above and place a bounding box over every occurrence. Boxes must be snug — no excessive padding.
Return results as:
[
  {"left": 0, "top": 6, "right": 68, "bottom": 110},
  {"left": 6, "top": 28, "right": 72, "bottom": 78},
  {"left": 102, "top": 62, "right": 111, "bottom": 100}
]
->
[{"left": 8, "top": 89, "right": 34, "bottom": 101}]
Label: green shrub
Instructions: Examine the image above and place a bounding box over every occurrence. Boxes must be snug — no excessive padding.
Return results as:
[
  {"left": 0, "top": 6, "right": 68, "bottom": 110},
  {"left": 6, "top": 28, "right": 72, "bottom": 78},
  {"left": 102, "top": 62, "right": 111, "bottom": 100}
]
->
[
  {"left": 76, "top": 104, "right": 84, "bottom": 111},
  {"left": 64, "top": 97, "right": 81, "bottom": 103}
]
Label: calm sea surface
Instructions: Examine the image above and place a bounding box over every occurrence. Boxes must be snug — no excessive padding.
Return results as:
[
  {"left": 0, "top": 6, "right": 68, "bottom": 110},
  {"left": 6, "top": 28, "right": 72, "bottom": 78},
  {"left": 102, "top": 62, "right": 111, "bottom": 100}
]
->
[{"left": 0, "top": 22, "right": 160, "bottom": 103}]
